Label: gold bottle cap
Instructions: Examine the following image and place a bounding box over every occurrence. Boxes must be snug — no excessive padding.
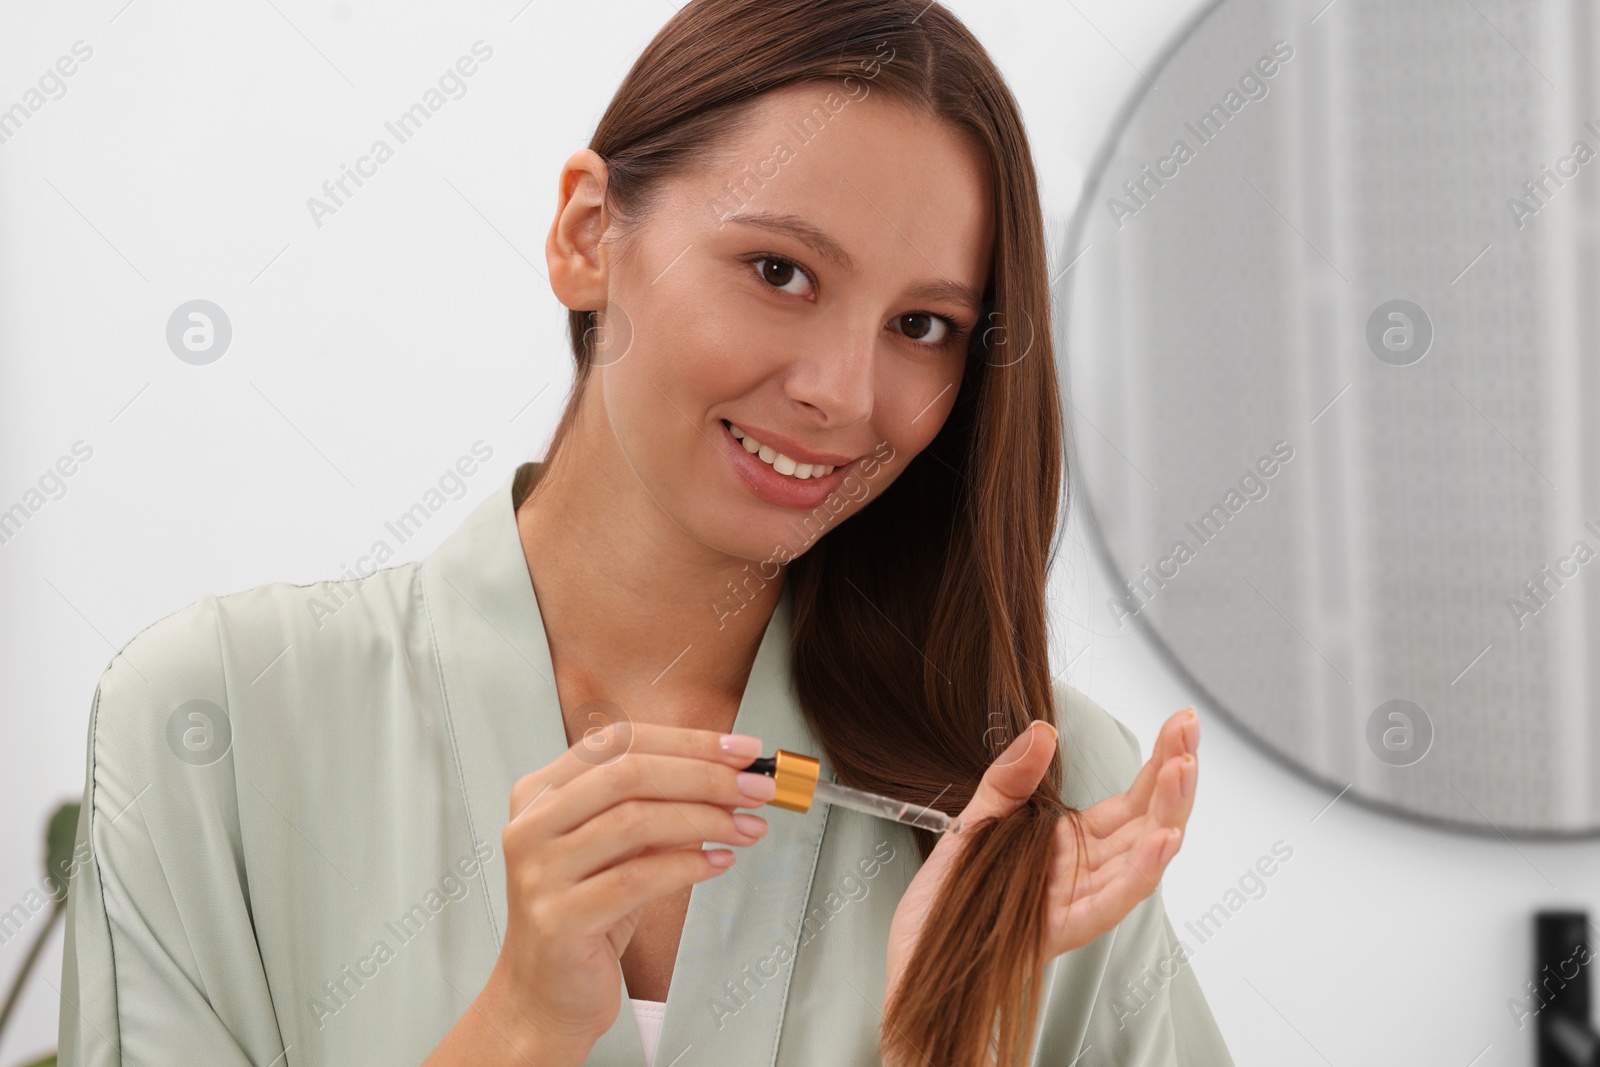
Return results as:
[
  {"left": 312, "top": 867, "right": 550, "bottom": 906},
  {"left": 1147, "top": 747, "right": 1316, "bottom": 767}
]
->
[{"left": 768, "top": 748, "right": 821, "bottom": 813}]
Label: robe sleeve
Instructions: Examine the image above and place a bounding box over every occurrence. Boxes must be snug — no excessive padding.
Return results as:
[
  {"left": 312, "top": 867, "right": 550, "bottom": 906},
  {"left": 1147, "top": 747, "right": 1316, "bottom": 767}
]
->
[
  {"left": 58, "top": 598, "right": 288, "bottom": 1066},
  {"left": 1033, "top": 683, "right": 1236, "bottom": 1067}
]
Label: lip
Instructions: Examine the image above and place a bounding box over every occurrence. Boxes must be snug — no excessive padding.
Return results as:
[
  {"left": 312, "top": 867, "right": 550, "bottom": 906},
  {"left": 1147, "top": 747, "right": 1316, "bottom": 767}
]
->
[{"left": 719, "top": 420, "right": 855, "bottom": 509}]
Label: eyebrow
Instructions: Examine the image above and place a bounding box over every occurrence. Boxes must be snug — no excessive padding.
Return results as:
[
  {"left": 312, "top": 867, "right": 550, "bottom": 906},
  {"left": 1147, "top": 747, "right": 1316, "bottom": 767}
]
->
[{"left": 722, "top": 210, "right": 987, "bottom": 314}]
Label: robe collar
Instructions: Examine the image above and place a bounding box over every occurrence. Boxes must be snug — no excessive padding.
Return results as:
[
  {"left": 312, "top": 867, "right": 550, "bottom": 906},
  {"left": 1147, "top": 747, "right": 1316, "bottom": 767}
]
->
[{"left": 421, "top": 461, "right": 836, "bottom": 1065}]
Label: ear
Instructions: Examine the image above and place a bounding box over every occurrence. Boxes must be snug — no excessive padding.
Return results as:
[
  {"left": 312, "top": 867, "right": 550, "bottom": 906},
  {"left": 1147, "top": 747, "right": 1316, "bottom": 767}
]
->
[{"left": 546, "top": 148, "right": 612, "bottom": 312}]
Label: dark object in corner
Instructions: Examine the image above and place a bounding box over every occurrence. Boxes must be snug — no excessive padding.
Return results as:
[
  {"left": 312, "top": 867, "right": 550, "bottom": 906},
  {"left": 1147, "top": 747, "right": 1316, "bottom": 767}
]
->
[
  {"left": 0, "top": 801, "right": 77, "bottom": 1067},
  {"left": 1539, "top": 910, "right": 1598, "bottom": 1067}
]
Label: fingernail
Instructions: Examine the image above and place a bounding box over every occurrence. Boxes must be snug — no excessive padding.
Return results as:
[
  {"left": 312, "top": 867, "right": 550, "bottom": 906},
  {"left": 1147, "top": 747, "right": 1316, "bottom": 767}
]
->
[
  {"left": 706, "top": 848, "right": 735, "bottom": 868},
  {"left": 1182, "top": 753, "right": 1195, "bottom": 797},
  {"left": 732, "top": 813, "right": 768, "bottom": 838},
  {"left": 1006, "top": 720, "right": 1056, "bottom": 753},
  {"left": 720, "top": 733, "right": 763, "bottom": 758},
  {"left": 736, "top": 772, "right": 777, "bottom": 803},
  {"left": 1164, "top": 828, "right": 1183, "bottom": 859}
]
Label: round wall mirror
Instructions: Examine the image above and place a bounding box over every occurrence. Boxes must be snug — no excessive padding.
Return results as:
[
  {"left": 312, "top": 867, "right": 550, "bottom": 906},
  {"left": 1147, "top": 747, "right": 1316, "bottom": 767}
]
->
[{"left": 1058, "top": 0, "right": 1599, "bottom": 835}]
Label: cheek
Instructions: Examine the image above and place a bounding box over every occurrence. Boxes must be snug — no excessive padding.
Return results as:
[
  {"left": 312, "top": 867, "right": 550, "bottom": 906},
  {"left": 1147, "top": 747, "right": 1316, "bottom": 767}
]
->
[
  {"left": 600, "top": 355, "right": 696, "bottom": 476},
  {"left": 876, "top": 357, "right": 965, "bottom": 451},
  {"left": 599, "top": 339, "right": 742, "bottom": 493},
  {"left": 644, "top": 276, "right": 770, "bottom": 393}
]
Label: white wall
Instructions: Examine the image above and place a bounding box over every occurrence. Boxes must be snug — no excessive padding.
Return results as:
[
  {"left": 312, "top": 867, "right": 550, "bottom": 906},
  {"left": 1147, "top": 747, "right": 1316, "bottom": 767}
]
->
[{"left": 1, "top": 1, "right": 1593, "bottom": 1064}]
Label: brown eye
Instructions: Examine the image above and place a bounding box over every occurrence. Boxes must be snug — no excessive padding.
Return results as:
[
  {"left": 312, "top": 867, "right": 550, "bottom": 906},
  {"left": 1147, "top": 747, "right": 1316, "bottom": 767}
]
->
[
  {"left": 751, "top": 256, "right": 811, "bottom": 296},
  {"left": 897, "top": 313, "right": 950, "bottom": 346}
]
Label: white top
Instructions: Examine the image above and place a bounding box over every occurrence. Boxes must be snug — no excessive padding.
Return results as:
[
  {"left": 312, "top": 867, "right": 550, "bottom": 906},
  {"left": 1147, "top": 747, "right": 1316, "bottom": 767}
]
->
[{"left": 630, "top": 997, "right": 667, "bottom": 1066}]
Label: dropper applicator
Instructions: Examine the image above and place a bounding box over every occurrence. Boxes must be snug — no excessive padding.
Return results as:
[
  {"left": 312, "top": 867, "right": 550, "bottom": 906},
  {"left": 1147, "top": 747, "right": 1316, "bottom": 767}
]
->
[{"left": 741, "top": 750, "right": 963, "bottom": 834}]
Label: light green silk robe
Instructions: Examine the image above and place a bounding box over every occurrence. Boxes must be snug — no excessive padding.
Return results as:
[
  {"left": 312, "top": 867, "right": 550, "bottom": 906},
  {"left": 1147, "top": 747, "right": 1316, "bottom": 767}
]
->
[{"left": 59, "top": 461, "right": 1234, "bottom": 1066}]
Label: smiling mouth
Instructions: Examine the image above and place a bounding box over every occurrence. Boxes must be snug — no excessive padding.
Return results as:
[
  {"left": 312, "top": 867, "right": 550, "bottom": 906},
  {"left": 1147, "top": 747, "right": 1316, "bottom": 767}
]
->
[{"left": 721, "top": 420, "right": 841, "bottom": 480}]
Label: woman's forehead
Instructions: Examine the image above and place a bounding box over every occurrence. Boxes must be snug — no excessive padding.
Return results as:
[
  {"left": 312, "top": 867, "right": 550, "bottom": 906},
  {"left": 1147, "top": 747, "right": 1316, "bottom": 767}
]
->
[{"left": 653, "top": 88, "right": 995, "bottom": 281}]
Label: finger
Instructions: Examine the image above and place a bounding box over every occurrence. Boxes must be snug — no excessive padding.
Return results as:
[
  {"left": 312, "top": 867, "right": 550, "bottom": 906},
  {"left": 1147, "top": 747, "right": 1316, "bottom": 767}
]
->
[
  {"left": 1083, "top": 750, "right": 1197, "bottom": 853},
  {"left": 1054, "top": 807, "right": 1180, "bottom": 902},
  {"left": 513, "top": 721, "right": 762, "bottom": 809},
  {"left": 1078, "top": 710, "right": 1196, "bottom": 830},
  {"left": 1148, "top": 751, "right": 1197, "bottom": 832},
  {"left": 566, "top": 847, "right": 738, "bottom": 933},
  {"left": 1159, "top": 707, "right": 1197, "bottom": 761},
  {"left": 1055, "top": 824, "right": 1182, "bottom": 951},
  {"left": 1059, "top": 755, "right": 1195, "bottom": 894},
  {"left": 510, "top": 723, "right": 764, "bottom": 822},
  {"left": 1086, "top": 754, "right": 1193, "bottom": 865},
  {"left": 513, "top": 751, "right": 767, "bottom": 845},
  {"left": 1074, "top": 791, "right": 1138, "bottom": 843},
  {"left": 556, "top": 799, "right": 767, "bottom": 882},
  {"left": 1127, "top": 708, "right": 1193, "bottom": 797},
  {"left": 1052, "top": 817, "right": 1143, "bottom": 899},
  {"left": 959, "top": 720, "right": 1058, "bottom": 824},
  {"left": 1053, "top": 805, "right": 1162, "bottom": 901}
]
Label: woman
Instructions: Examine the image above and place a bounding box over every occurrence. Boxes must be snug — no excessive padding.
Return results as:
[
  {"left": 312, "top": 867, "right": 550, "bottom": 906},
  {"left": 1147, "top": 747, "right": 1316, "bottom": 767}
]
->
[{"left": 59, "top": 1, "right": 1232, "bottom": 1064}]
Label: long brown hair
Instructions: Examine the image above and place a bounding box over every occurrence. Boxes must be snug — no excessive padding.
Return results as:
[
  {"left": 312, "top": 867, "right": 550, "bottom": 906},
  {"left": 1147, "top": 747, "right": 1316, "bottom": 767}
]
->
[{"left": 541, "top": 2, "right": 1079, "bottom": 1063}]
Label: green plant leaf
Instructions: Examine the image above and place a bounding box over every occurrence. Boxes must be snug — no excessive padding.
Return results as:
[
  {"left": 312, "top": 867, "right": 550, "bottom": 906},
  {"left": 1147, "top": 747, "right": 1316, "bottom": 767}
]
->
[{"left": 46, "top": 803, "right": 79, "bottom": 886}]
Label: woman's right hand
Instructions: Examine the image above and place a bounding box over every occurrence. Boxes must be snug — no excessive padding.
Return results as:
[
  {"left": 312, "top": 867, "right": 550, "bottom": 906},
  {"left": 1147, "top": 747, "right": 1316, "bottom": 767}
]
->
[{"left": 480, "top": 722, "right": 775, "bottom": 1055}]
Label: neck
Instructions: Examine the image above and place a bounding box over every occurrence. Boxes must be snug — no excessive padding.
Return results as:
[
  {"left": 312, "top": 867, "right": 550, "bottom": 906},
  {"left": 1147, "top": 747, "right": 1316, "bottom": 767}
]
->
[{"left": 514, "top": 398, "right": 785, "bottom": 737}]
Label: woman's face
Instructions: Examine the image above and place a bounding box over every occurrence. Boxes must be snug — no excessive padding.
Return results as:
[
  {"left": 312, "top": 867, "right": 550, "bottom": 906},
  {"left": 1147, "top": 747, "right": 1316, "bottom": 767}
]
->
[{"left": 551, "top": 81, "right": 994, "bottom": 565}]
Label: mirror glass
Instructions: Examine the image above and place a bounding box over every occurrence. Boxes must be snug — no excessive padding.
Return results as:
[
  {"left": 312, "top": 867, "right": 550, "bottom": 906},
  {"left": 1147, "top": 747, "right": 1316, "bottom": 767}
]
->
[{"left": 1058, "top": 0, "right": 1600, "bottom": 834}]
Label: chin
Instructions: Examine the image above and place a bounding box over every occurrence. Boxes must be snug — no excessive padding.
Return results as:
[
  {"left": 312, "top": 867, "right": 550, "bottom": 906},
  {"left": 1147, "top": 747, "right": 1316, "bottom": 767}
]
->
[{"left": 691, "top": 508, "right": 796, "bottom": 566}]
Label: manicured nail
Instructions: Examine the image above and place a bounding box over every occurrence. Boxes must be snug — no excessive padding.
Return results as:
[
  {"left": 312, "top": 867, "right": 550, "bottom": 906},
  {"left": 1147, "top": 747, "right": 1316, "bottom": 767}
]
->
[
  {"left": 732, "top": 813, "right": 768, "bottom": 838},
  {"left": 720, "top": 733, "right": 763, "bottom": 758},
  {"left": 706, "top": 849, "right": 735, "bottom": 868},
  {"left": 1034, "top": 720, "right": 1059, "bottom": 742},
  {"left": 736, "top": 772, "right": 777, "bottom": 803}
]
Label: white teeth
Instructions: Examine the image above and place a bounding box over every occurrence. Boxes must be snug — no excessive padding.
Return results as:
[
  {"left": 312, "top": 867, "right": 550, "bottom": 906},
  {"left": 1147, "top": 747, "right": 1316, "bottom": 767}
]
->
[{"left": 726, "top": 423, "right": 836, "bottom": 479}]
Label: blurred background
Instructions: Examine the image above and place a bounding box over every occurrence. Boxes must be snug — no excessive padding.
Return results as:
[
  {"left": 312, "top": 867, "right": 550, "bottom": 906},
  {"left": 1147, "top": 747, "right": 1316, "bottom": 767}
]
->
[{"left": 2, "top": 0, "right": 1596, "bottom": 1063}]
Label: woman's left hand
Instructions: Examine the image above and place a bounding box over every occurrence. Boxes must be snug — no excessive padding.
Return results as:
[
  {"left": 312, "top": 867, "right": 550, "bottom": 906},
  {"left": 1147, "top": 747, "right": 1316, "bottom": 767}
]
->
[{"left": 885, "top": 707, "right": 1200, "bottom": 1005}]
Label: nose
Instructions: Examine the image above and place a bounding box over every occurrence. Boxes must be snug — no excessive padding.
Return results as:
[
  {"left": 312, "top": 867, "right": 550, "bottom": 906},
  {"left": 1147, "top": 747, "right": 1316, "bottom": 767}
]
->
[{"left": 785, "top": 320, "right": 876, "bottom": 428}]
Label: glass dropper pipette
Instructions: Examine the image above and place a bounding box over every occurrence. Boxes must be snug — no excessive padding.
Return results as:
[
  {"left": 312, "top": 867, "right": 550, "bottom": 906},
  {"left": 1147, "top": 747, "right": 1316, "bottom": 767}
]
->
[{"left": 741, "top": 750, "right": 963, "bottom": 835}]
